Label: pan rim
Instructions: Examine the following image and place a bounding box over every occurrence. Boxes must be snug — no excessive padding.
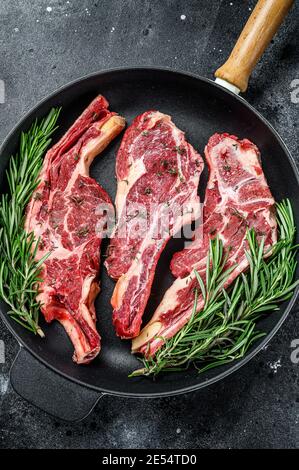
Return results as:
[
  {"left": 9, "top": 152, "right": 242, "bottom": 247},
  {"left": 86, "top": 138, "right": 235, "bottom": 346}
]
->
[{"left": 1, "top": 66, "right": 298, "bottom": 397}]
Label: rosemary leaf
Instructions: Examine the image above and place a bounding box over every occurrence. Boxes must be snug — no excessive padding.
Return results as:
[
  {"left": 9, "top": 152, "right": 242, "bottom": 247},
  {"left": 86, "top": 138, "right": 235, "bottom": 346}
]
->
[
  {"left": 0, "top": 108, "right": 60, "bottom": 335},
  {"left": 133, "top": 200, "right": 298, "bottom": 377}
]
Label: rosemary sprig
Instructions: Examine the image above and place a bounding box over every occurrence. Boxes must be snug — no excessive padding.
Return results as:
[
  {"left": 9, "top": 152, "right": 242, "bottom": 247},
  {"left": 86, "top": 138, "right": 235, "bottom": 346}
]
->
[
  {"left": 0, "top": 108, "right": 60, "bottom": 336},
  {"left": 131, "top": 199, "right": 298, "bottom": 377}
]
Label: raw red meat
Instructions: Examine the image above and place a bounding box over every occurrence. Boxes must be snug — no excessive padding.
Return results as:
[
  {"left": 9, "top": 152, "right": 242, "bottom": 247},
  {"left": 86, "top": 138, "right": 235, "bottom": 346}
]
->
[
  {"left": 105, "top": 111, "right": 203, "bottom": 339},
  {"left": 25, "top": 96, "right": 125, "bottom": 364},
  {"left": 132, "top": 133, "right": 277, "bottom": 356}
]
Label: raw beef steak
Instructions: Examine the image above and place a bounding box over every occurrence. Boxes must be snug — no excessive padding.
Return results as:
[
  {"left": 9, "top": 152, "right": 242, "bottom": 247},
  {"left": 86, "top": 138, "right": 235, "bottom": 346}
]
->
[
  {"left": 105, "top": 111, "right": 203, "bottom": 339},
  {"left": 132, "top": 133, "right": 277, "bottom": 356},
  {"left": 25, "top": 96, "right": 125, "bottom": 363}
]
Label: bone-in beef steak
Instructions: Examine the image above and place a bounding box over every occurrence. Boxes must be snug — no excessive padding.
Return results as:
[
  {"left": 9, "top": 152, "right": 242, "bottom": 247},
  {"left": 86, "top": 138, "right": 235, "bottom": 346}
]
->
[
  {"left": 25, "top": 96, "right": 125, "bottom": 364},
  {"left": 132, "top": 133, "right": 277, "bottom": 356},
  {"left": 105, "top": 111, "right": 203, "bottom": 339}
]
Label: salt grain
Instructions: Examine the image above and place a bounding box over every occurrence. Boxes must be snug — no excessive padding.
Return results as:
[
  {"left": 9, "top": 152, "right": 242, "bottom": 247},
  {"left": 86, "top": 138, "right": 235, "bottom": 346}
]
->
[
  {"left": 46, "top": 6, "right": 52, "bottom": 12},
  {"left": 176, "top": 428, "right": 181, "bottom": 434},
  {"left": 180, "top": 15, "right": 186, "bottom": 21},
  {"left": 269, "top": 358, "right": 281, "bottom": 374}
]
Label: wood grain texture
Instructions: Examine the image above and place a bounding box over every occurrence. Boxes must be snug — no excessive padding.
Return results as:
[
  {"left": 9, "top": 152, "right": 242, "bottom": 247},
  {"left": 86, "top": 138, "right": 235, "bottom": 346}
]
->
[{"left": 215, "top": 0, "right": 294, "bottom": 92}]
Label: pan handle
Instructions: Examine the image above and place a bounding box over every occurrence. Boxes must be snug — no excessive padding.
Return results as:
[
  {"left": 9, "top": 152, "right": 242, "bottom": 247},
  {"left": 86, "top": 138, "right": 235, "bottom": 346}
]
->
[
  {"left": 10, "top": 347, "right": 104, "bottom": 422},
  {"left": 215, "top": 0, "right": 294, "bottom": 93}
]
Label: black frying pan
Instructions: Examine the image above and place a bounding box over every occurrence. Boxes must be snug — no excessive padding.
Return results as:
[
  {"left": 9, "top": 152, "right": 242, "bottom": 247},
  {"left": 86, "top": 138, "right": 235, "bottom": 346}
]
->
[{"left": 1, "top": 0, "right": 298, "bottom": 421}]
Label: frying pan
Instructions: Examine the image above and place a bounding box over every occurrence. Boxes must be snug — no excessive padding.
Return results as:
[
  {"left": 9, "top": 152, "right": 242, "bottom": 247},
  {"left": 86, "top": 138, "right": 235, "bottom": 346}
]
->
[{"left": 1, "top": 0, "right": 298, "bottom": 421}]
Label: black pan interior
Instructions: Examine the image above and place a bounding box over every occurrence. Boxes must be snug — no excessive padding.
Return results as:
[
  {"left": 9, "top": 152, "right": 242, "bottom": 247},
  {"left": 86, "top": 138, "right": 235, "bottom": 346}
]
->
[{"left": 0, "top": 68, "right": 298, "bottom": 396}]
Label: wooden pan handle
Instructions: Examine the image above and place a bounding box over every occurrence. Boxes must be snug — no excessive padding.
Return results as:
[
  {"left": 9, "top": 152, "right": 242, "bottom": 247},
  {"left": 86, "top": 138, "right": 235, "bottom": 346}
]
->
[{"left": 215, "top": 0, "right": 294, "bottom": 92}]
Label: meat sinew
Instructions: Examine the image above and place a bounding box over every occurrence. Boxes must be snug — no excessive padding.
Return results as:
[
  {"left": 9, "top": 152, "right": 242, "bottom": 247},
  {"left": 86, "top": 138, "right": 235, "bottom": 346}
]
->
[
  {"left": 105, "top": 111, "right": 203, "bottom": 339},
  {"left": 132, "top": 133, "right": 277, "bottom": 356},
  {"left": 25, "top": 96, "right": 125, "bottom": 364}
]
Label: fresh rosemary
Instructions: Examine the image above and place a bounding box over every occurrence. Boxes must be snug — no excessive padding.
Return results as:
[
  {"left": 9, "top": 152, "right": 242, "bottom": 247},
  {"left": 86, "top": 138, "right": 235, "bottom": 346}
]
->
[
  {"left": 0, "top": 108, "right": 60, "bottom": 336},
  {"left": 131, "top": 199, "right": 299, "bottom": 377}
]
